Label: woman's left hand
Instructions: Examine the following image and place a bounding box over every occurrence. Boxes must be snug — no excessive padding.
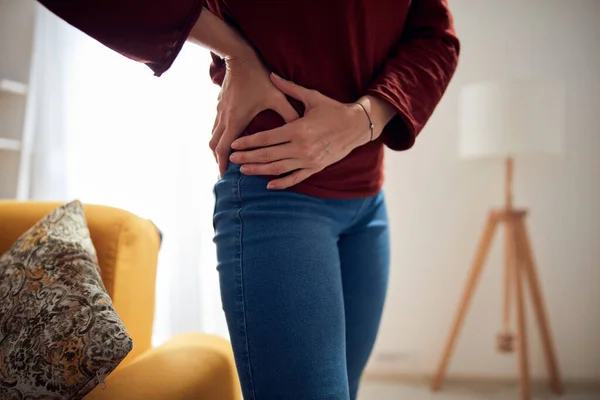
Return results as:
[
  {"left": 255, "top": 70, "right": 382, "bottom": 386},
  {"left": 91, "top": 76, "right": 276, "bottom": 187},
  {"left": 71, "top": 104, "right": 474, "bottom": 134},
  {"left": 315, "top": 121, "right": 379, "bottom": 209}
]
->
[{"left": 229, "top": 73, "right": 372, "bottom": 190}]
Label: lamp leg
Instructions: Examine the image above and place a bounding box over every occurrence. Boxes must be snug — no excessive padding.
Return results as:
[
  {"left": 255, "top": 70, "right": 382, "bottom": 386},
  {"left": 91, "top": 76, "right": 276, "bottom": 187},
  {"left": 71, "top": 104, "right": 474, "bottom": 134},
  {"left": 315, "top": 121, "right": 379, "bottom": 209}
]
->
[
  {"left": 431, "top": 211, "right": 499, "bottom": 391},
  {"left": 510, "top": 215, "right": 532, "bottom": 400},
  {"left": 499, "top": 215, "right": 516, "bottom": 353},
  {"left": 516, "top": 218, "right": 564, "bottom": 395}
]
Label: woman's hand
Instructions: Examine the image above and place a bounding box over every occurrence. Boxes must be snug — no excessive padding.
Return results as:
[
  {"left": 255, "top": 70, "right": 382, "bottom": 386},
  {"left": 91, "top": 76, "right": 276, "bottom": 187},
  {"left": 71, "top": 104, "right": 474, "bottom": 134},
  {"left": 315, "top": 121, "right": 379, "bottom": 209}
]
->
[
  {"left": 210, "top": 52, "right": 299, "bottom": 176},
  {"left": 228, "top": 73, "right": 373, "bottom": 190}
]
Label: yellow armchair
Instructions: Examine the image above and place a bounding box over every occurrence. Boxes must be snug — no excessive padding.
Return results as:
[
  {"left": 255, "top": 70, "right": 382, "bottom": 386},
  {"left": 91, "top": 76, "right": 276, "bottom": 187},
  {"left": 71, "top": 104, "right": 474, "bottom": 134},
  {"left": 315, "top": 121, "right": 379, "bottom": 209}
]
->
[{"left": 0, "top": 201, "right": 241, "bottom": 400}]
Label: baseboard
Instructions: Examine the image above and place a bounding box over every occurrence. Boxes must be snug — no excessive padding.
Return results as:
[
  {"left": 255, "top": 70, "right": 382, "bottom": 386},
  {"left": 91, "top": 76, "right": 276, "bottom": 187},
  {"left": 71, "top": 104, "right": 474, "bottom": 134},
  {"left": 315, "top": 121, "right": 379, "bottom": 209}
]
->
[{"left": 363, "top": 370, "right": 600, "bottom": 392}]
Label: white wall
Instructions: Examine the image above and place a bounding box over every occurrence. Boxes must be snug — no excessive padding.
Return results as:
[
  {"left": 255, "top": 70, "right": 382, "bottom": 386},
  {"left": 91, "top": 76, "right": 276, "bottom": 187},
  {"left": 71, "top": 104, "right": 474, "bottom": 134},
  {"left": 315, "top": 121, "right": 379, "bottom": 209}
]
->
[
  {"left": 0, "top": 0, "right": 35, "bottom": 82},
  {"left": 374, "top": 0, "right": 600, "bottom": 381},
  {"left": 0, "top": 0, "right": 35, "bottom": 198}
]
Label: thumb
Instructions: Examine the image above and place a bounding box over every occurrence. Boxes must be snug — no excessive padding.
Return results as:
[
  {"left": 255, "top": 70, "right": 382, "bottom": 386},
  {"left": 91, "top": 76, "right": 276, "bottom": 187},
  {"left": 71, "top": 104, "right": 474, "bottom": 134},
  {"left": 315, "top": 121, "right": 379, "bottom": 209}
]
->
[
  {"left": 272, "top": 99, "right": 300, "bottom": 124},
  {"left": 270, "top": 73, "right": 317, "bottom": 106}
]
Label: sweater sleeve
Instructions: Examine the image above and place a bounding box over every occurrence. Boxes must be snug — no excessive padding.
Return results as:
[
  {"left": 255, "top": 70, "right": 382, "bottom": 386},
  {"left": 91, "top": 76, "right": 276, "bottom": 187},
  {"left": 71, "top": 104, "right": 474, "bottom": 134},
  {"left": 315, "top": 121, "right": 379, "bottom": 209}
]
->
[
  {"left": 37, "top": 0, "right": 204, "bottom": 77},
  {"left": 365, "top": 0, "right": 460, "bottom": 151}
]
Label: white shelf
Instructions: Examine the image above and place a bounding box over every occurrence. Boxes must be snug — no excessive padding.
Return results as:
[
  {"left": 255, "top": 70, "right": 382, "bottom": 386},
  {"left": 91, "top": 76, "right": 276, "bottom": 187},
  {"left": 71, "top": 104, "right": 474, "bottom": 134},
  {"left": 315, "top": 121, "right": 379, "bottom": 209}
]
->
[
  {"left": 0, "top": 138, "right": 21, "bottom": 151},
  {"left": 0, "top": 79, "right": 28, "bottom": 95}
]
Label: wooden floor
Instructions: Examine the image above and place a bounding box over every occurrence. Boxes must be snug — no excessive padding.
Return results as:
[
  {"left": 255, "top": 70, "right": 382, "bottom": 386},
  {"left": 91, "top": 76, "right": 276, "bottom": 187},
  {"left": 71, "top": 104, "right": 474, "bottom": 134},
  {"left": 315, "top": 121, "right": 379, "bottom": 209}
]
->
[{"left": 358, "top": 381, "right": 600, "bottom": 400}]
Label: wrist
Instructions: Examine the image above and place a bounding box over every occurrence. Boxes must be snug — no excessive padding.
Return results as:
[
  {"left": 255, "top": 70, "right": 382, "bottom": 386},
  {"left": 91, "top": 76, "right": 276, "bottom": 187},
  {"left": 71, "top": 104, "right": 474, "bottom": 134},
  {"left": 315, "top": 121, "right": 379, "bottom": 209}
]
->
[
  {"left": 188, "top": 8, "right": 254, "bottom": 61},
  {"left": 345, "top": 103, "right": 373, "bottom": 148},
  {"left": 224, "top": 47, "right": 263, "bottom": 78},
  {"left": 355, "top": 102, "right": 375, "bottom": 143},
  {"left": 355, "top": 95, "right": 396, "bottom": 141},
  {"left": 225, "top": 45, "right": 259, "bottom": 66}
]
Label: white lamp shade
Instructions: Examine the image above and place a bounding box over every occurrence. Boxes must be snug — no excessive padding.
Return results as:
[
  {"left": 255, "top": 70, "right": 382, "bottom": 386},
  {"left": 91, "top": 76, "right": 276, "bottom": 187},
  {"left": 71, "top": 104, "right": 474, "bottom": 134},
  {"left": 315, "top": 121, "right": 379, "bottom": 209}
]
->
[{"left": 459, "top": 81, "right": 566, "bottom": 159}]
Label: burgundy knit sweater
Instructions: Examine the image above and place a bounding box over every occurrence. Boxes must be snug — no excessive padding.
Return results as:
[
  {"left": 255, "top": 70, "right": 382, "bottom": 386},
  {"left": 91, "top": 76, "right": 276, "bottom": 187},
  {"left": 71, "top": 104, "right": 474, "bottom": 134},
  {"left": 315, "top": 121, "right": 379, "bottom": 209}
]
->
[{"left": 39, "top": 0, "right": 460, "bottom": 198}]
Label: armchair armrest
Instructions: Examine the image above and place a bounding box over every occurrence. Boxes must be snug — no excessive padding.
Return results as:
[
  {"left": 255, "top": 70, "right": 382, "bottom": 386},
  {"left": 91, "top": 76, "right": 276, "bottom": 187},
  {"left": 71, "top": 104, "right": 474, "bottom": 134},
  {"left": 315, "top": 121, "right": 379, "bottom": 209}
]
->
[{"left": 85, "top": 333, "right": 242, "bottom": 400}]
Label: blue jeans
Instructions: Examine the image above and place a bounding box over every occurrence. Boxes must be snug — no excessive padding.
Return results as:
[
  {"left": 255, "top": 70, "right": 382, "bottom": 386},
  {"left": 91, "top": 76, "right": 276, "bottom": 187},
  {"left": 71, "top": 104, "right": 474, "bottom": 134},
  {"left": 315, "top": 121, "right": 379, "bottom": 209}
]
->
[{"left": 213, "top": 163, "right": 390, "bottom": 400}]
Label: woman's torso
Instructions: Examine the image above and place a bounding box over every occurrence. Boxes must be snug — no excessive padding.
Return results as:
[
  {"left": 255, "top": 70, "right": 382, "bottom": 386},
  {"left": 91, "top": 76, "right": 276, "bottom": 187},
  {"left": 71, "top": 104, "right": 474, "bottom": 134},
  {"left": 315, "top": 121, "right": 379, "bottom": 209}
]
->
[{"left": 205, "top": 0, "right": 413, "bottom": 198}]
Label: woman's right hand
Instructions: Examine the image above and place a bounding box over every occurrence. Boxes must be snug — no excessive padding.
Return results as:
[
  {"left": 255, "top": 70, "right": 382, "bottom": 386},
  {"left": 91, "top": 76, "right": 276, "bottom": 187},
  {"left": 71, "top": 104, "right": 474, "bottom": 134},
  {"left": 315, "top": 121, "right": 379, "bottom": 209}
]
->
[{"left": 210, "top": 50, "right": 299, "bottom": 176}]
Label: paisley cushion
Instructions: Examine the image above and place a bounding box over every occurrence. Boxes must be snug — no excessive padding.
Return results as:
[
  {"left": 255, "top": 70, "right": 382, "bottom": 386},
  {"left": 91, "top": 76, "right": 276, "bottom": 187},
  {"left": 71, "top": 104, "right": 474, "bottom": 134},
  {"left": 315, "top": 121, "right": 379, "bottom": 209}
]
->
[{"left": 0, "top": 201, "right": 133, "bottom": 399}]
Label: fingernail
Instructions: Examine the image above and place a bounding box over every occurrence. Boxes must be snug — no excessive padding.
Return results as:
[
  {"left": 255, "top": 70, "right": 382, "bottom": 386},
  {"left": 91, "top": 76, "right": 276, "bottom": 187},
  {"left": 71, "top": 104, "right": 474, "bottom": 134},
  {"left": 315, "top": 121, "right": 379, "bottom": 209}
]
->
[
  {"left": 271, "top": 72, "right": 283, "bottom": 80},
  {"left": 229, "top": 153, "right": 236, "bottom": 162},
  {"left": 267, "top": 182, "right": 274, "bottom": 189},
  {"left": 231, "top": 140, "right": 240, "bottom": 149}
]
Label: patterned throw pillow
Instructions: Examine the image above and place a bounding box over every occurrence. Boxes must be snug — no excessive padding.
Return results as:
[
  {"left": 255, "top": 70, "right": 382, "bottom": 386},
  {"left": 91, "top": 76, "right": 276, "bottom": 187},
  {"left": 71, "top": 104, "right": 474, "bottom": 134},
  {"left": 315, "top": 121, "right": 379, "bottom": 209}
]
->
[{"left": 0, "top": 201, "right": 133, "bottom": 400}]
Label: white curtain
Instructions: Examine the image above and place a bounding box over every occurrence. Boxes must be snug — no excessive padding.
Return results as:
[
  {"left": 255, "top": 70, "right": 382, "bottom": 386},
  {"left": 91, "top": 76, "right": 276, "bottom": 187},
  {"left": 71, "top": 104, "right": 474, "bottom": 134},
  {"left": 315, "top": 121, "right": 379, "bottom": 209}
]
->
[{"left": 27, "top": 5, "right": 228, "bottom": 345}]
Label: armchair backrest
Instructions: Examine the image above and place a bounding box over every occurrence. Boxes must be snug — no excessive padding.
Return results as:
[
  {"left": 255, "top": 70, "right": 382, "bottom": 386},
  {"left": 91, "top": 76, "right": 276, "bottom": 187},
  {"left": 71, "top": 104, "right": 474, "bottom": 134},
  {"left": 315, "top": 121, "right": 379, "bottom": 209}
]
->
[{"left": 0, "top": 201, "right": 161, "bottom": 364}]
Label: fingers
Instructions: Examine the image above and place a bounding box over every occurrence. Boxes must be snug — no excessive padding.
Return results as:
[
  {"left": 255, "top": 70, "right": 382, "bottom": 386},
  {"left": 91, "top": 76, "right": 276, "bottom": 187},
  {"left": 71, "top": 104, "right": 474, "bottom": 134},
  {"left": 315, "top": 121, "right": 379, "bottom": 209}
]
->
[
  {"left": 230, "top": 143, "right": 295, "bottom": 165},
  {"left": 213, "top": 107, "right": 294, "bottom": 175},
  {"left": 217, "top": 120, "right": 245, "bottom": 176},
  {"left": 267, "top": 168, "right": 315, "bottom": 190},
  {"left": 231, "top": 125, "right": 293, "bottom": 150},
  {"left": 238, "top": 159, "right": 302, "bottom": 176},
  {"left": 209, "top": 119, "right": 224, "bottom": 164},
  {"left": 270, "top": 73, "right": 318, "bottom": 107}
]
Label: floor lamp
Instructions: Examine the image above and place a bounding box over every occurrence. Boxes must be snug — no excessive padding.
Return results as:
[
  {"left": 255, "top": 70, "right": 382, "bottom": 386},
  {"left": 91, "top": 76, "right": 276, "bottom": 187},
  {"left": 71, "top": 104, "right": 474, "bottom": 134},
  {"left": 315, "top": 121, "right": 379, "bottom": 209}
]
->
[{"left": 431, "top": 81, "right": 566, "bottom": 400}]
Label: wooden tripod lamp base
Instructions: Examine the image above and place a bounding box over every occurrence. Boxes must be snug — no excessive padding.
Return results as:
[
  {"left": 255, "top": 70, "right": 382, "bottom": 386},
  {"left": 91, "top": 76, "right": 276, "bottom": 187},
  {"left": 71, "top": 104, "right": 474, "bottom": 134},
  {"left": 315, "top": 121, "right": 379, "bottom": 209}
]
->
[{"left": 431, "top": 158, "right": 564, "bottom": 400}]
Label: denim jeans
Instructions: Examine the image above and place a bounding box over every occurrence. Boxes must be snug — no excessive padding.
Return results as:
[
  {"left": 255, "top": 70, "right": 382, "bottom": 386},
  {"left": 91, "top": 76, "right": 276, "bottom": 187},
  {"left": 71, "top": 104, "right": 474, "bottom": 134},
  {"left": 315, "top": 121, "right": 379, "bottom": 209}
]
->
[{"left": 213, "top": 163, "right": 390, "bottom": 400}]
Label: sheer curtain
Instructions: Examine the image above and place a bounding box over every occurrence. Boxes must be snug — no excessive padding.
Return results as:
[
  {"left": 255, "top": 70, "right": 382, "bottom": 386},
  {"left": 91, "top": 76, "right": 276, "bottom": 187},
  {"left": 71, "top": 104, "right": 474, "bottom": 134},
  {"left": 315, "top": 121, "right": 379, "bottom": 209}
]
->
[{"left": 28, "top": 5, "right": 228, "bottom": 345}]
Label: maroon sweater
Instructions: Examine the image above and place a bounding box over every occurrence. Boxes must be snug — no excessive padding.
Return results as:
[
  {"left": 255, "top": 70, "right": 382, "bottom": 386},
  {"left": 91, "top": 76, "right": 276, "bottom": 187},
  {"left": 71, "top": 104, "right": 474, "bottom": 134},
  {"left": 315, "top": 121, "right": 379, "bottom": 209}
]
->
[{"left": 39, "top": 0, "right": 459, "bottom": 199}]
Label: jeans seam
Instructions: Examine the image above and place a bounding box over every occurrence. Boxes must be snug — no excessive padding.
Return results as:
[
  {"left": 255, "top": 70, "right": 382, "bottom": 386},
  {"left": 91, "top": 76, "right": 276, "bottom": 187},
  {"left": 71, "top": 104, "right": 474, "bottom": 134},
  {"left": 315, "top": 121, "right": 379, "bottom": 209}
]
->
[
  {"left": 346, "top": 198, "right": 368, "bottom": 229},
  {"left": 235, "top": 172, "right": 256, "bottom": 399}
]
